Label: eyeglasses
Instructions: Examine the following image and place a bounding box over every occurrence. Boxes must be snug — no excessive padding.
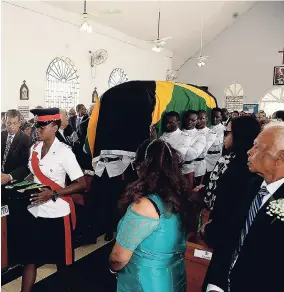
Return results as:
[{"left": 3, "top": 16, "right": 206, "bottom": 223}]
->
[{"left": 224, "top": 130, "right": 232, "bottom": 136}]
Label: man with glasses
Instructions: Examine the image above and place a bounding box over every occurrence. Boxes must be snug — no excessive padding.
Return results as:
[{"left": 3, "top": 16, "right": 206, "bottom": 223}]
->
[{"left": 1, "top": 109, "right": 31, "bottom": 184}]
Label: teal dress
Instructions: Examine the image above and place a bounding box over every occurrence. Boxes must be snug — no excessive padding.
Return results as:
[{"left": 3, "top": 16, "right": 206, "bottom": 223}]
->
[{"left": 116, "top": 194, "right": 187, "bottom": 292}]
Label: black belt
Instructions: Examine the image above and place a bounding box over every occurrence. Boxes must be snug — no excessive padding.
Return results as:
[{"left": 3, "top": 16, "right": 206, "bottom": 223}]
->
[
  {"left": 207, "top": 151, "right": 221, "bottom": 154},
  {"left": 100, "top": 157, "right": 120, "bottom": 163},
  {"left": 184, "top": 157, "right": 205, "bottom": 164}
]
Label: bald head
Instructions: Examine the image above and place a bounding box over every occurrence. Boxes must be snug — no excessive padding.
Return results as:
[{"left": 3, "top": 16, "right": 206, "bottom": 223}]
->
[{"left": 248, "top": 121, "right": 284, "bottom": 183}]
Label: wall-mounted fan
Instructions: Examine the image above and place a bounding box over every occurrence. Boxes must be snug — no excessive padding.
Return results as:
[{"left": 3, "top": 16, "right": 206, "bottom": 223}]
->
[
  {"left": 108, "top": 68, "right": 128, "bottom": 88},
  {"left": 166, "top": 70, "right": 178, "bottom": 81},
  {"left": 147, "top": 9, "right": 172, "bottom": 52},
  {"left": 89, "top": 49, "right": 108, "bottom": 79}
]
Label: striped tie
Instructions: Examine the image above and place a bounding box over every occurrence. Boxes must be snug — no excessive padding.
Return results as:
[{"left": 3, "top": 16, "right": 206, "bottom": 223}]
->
[
  {"left": 228, "top": 186, "right": 269, "bottom": 290},
  {"left": 2, "top": 134, "right": 13, "bottom": 172}
]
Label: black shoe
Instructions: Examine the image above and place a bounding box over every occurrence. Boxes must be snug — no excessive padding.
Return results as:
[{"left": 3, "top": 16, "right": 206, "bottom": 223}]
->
[{"left": 104, "top": 232, "right": 113, "bottom": 241}]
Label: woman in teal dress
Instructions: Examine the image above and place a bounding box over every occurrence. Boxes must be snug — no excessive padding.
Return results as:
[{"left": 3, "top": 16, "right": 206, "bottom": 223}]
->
[{"left": 110, "top": 139, "right": 193, "bottom": 292}]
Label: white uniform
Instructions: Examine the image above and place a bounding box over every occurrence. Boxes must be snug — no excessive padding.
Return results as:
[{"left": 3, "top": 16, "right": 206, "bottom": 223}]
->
[
  {"left": 160, "top": 128, "right": 182, "bottom": 151},
  {"left": 92, "top": 150, "right": 136, "bottom": 178},
  {"left": 28, "top": 138, "right": 84, "bottom": 218},
  {"left": 178, "top": 129, "right": 207, "bottom": 174},
  {"left": 206, "top": 123, "right": 225, "bottom": 172},
  {"left": 194, "top": 127, "right": 217, "bottom": 177}
]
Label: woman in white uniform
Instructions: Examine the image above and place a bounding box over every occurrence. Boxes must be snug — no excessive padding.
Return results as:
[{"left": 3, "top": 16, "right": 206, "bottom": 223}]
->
[{"left": 16, "top": 108, "right": 86, "bottom": 292}]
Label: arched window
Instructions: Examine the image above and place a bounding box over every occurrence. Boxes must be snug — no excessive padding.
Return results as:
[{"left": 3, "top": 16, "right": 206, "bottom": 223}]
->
[
  {"left": 45, "top": 57, "right": 79, "bottom": 111},
  {"left": 259, "top": 87, "right": 284, "bottom": 116},
  {"left": 224, "top": 82, "right": 244, "bottom": 112}
]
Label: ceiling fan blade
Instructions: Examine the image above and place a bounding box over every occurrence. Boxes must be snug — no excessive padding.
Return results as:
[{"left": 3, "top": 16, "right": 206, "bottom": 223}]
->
[
  {"left": 159, "top": 37, "right": 172, "bottom": 41},
  {"left": 88, "top": 9, "right": 120, "bottom": 17}
]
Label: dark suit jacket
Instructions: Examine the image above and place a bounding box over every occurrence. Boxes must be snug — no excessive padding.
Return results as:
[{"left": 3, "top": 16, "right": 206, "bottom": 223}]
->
[
  {"left": 55, "top": 125, "right": 73, "bottom": 147},
  {"left": 203, "top": 175, "right": 284, "bottom": 292},
  {"left": 69, "top": 115, "right": 91, "bottom": 170},
  {"left": 69, "top": 115, "right": 89, "bottom": 141},
  {"left": 1, "top": 130, "right": 31, "bottom": 180}
]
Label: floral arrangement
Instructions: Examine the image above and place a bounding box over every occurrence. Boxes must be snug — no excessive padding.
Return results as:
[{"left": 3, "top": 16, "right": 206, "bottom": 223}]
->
[{"left": 267, "top": 199, "right": 284, "bottom": 222}]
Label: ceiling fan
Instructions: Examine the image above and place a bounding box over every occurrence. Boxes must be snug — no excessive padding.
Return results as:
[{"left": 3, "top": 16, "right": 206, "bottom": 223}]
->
[
  {"left": 79, "top": 0, "right": 120, "bottom": 33},
  {"left": 196, "top": 13, "right": 209, "bottom": 67},
  {"left": 148, "top": 9, "right": 172, "bottom": 52}
]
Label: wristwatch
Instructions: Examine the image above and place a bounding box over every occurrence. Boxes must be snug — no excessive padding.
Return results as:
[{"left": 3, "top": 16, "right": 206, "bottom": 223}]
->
[{"left": 51, "top": 190, "right": 59, "bottom": 202}]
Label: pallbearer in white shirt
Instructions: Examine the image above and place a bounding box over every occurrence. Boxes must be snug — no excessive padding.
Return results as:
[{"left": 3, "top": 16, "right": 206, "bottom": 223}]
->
[
  {"left": 15, "top": 108, "right": 86, "bottom": 292},
  {"left": 195, "top": 110, "right": 217, "bottom": 186},
  {"left": 160, "top": 111, "right": 182, "bottom": 151},
  {"left": 204, "top": 108, "right": 226, "bottom": 186},
  {"left": 179, "top": 110, "right": 207, "bottom": 188}
]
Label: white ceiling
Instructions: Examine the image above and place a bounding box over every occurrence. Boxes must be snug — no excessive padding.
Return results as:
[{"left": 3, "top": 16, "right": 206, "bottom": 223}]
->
[{"left": 46, "top": 1, "right": 256, "bottom": 69}]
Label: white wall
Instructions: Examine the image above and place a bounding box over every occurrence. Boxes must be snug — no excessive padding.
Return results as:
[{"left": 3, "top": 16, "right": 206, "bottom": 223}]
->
[
  {"left": 177, "top": 1, "right": 284, "bottom": 107},
  {"left": 1, "top": 1, "right": 172, "bottom": 115}
]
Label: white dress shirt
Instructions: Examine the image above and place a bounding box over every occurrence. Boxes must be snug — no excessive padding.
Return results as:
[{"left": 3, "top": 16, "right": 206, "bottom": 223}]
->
[
  {"left": 194, "top": 127, "right": 217, "bottom": 177},
  {"left": 206, "top": 177, "right": 284, "bottom": 292},
  {"left": 28, "top": 138, "right": 84, "bottom": 218},
  {"left": 206, "top": 123, "right": 225, "bottom": 172},
  {"left": 179, "top": 129, "right": 207, "bottom": 174},
  {"left": 160, "top": 128, "right": 182, "bottom": 152}
]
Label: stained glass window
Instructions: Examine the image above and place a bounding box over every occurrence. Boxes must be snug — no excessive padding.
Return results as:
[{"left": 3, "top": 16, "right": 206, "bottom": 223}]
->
[
  {"left": 45, "top": 57, "right": 79, "bottom": 111},
  {"left": 224, "top": 82, "right": 244, "bottom": 112},
  {"left": 259, "top": 87, "right": 284, "bottom": 116}
]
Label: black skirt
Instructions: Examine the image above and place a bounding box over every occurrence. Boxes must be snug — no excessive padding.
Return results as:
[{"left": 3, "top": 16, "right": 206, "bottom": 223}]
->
[{"left": 8, "top": 211, "right": 74, "bottom": 265}]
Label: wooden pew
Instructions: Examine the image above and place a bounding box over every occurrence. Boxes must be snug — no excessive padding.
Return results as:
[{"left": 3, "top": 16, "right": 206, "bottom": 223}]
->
[
  {"left": 1, "top": 206, "right": 9, "bottom": 270},
  {"left": 185, "top": 240, "right": 212, "bottom": 292}
]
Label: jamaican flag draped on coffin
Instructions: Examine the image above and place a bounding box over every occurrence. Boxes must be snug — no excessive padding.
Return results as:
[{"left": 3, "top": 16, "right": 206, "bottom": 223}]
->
[{"left": 86, "top": 81, "right": 217, "bottom": 160}]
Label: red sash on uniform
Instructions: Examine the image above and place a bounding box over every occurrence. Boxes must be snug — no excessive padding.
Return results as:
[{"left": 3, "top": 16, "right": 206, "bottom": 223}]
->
[{"left": 31, "top": 149, "right": 76, "bottom": 265}]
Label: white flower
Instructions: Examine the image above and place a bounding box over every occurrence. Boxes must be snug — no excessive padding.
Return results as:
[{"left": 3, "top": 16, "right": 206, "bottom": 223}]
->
[{"left": 267, "top": 199, "right": 284, "bottom": 222}]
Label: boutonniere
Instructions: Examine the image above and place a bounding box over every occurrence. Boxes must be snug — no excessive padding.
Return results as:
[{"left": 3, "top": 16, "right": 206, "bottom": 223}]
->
[{"left": 266, "top": 199, "right": 284, "bottom": 223}]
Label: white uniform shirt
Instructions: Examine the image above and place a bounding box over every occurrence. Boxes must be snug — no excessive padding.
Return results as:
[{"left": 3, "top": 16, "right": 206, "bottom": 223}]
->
[
  {"left": 207, "top": 178, "right": 284, "bottom": 292},
  {"left": 92, "top": 150, "right": 136, "bottom": 178},
  {"left": 194, "top": 127, "right": 217, "bottom": 177},
  {"left": 28, "top": 138, "right": 84, "bottom": 218},
  {"left": 179, "top": 129, "right": 207, "bottom": 174},
  {"left": 206, "top": 123, "right": 225, "bottom": 172},
  {"left": 160, "top": 128, "right": 182, "bottom": 151}
]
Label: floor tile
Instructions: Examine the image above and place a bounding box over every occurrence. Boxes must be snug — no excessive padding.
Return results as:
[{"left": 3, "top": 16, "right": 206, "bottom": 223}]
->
[
  {"left": 2, "top": 277, "right": 21, "bottom": 292},
  {"left": 36, "top": 264, "right": 57, "bottom": 280}
]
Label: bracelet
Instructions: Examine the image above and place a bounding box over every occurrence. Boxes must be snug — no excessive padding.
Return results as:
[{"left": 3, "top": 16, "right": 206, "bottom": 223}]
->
[{"left": 109, "top": 268, "right": 117, "bottom": 274}]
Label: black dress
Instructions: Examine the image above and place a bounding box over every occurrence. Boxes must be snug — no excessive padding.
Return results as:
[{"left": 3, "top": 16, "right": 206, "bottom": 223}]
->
[{"left": 202, "top": 155, "right": 261, "bottom": 291}]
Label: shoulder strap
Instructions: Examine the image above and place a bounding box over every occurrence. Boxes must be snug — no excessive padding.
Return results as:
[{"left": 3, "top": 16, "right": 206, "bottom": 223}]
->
[{"left": 148, "top": 198, "right": 161, "bottom": 218}]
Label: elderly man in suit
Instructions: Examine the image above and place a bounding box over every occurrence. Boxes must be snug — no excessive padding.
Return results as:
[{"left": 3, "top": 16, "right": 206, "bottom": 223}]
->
[
  {"left": 205, "top": 121, "right": 284, "bottom": 292},
  {"left": 1, "top": 109, "right": 31, "bottom": 184}
]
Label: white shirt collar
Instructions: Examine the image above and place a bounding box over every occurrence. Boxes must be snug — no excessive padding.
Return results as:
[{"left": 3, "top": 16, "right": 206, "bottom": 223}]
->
[
  {"left": 212, "top": 123, "right": 225, "bottom": 130},
  {"left": 163, "top": 128, "right": 181, "bottom": 136},
  {"left": 183, "top": 128, "right": 197, "bottom": 134},
  {"left": 261, "top": 178, "right": 284, "bottom": 196},
  {"left": 34, "top": 137, "right": 60, "bottom": 155}
]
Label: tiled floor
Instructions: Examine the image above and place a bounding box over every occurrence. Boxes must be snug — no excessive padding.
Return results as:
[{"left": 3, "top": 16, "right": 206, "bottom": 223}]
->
[{"left": 2, "top": 235, "right": 110, "bottom": 292}]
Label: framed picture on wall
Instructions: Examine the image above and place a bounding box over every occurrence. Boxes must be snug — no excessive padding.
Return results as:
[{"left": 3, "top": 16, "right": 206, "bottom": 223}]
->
[{"left": 273, "top": 66, "right": 284, "bottom": 85}]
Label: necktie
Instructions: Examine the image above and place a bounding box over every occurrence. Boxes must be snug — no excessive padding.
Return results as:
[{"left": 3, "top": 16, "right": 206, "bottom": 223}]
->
[
  {"left": 2, "top": 135, "right": 13, "bottom": 171},
  {"left": 76, "top": 117, "right": 81, "bottom": 129},
  {"left": 228, "top": 186, "right": 269, "bottom": 290}
]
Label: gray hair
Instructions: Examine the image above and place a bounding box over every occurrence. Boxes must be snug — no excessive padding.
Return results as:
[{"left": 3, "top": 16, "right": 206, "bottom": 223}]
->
[
  {"left": 264, "top": 121, "right": 284, "bottom": 151},
  {"left": 6, "top": 109, "right": 21, "bottom": 121}
]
